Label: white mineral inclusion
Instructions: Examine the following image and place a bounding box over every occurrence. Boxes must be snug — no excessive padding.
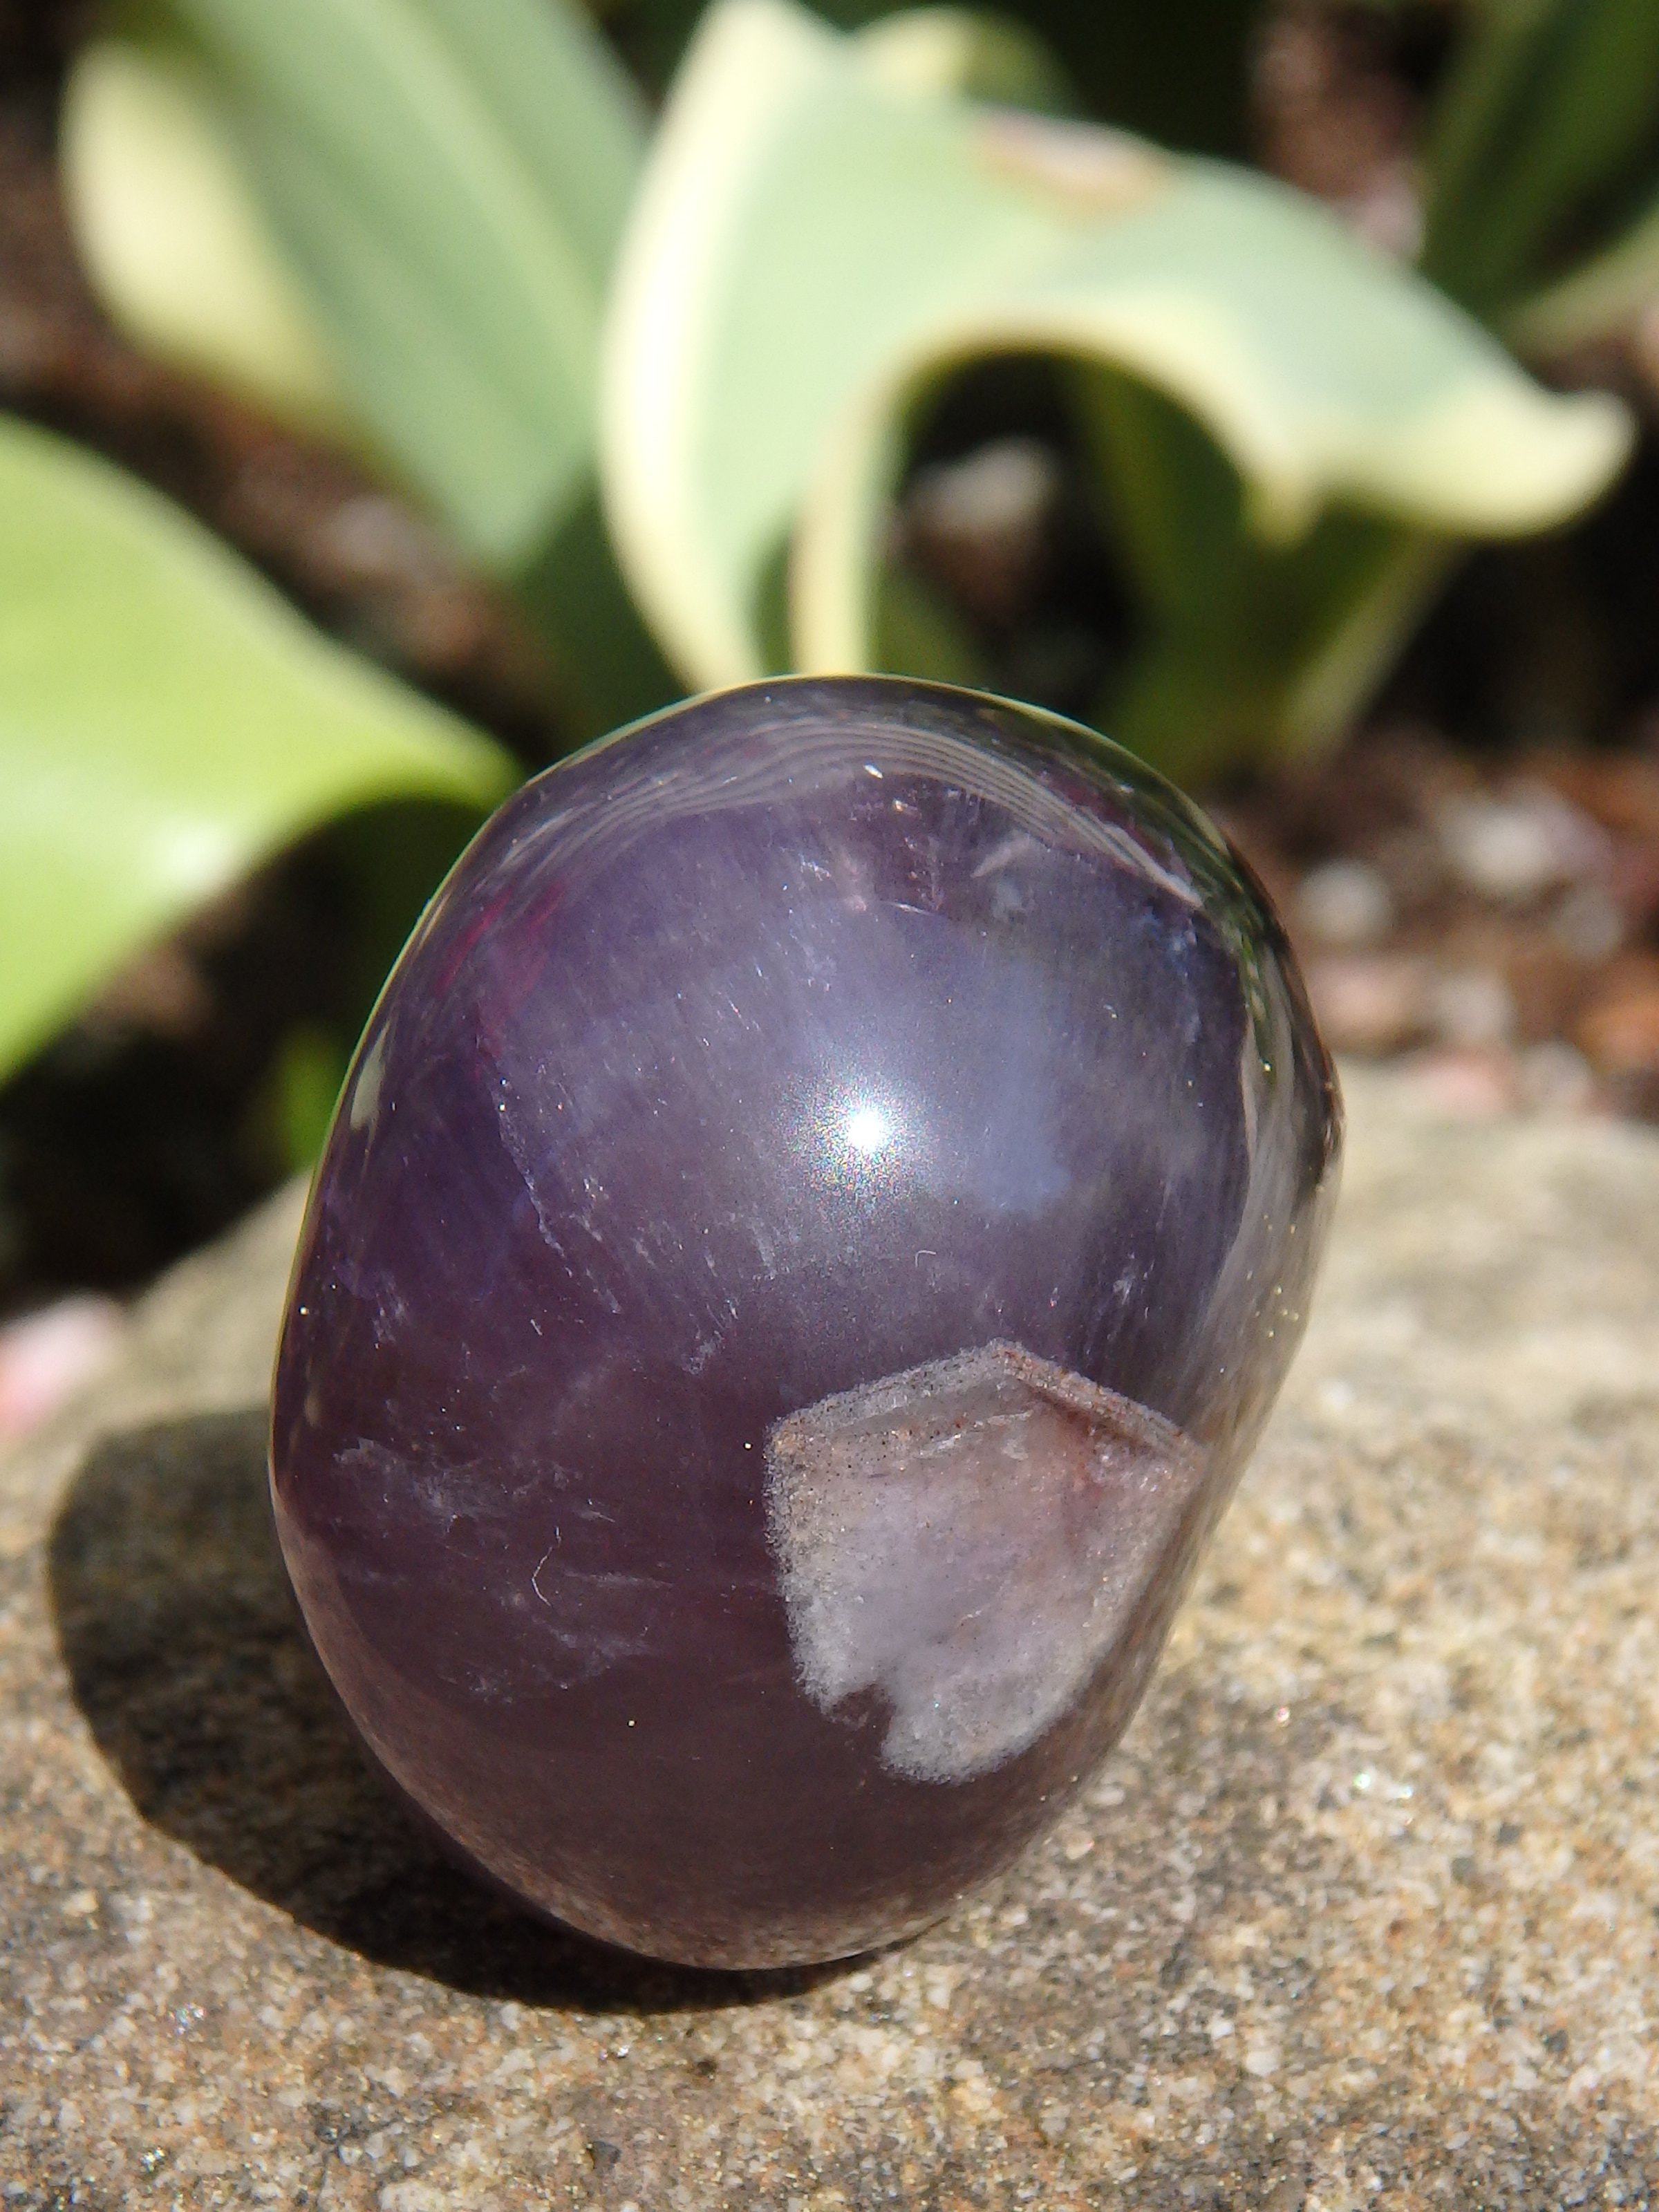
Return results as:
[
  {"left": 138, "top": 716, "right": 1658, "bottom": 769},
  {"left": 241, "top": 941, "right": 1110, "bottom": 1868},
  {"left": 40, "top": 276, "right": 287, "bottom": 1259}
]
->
[{"left": 765, "top": 1342, "right": 1206, "bottom": 1783}]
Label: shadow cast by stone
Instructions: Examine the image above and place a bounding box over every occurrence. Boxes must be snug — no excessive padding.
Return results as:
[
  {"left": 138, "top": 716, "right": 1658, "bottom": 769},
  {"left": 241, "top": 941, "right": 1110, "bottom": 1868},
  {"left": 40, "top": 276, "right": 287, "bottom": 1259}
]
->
[{"left": 47, "top": 1409, "right": 848, "bottom": 2013}]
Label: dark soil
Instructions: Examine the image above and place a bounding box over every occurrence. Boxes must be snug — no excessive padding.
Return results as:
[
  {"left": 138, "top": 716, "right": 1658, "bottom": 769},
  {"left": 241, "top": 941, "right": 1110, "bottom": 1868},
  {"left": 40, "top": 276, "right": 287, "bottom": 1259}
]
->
[{"left": 4, "top": 0, "right": 1659, "bottom": 1323}]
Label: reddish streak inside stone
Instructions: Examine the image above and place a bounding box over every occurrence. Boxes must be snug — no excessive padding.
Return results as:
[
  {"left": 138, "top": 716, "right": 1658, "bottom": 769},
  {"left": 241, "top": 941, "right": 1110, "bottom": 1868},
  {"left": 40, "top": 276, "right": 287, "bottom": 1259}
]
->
[{"left": 271, "top": 675, "right": 1340, "bottom": 1969}]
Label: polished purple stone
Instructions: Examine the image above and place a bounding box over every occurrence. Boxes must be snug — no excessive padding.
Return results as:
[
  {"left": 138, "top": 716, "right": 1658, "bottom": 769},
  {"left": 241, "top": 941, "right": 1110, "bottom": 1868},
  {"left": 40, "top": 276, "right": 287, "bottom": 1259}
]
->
[{"left": 271, "top": 675, "right": 1340, "bottom": 1969}]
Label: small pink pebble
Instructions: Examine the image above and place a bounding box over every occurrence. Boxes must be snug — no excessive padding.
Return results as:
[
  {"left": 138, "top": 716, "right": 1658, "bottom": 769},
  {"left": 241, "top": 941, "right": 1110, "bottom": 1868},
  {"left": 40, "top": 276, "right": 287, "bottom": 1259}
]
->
[{"left": 0, "top": 1296, "right": 124, "bottom": 1443}]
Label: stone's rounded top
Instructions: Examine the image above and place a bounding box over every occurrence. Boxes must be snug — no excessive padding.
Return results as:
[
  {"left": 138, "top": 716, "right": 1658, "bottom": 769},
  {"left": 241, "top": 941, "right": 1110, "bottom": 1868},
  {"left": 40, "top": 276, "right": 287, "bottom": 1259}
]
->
[
  {"left": 273, "top": 674, "right": 1340, "bottom": 1967},
  {"left": 429, "top": 676, "right": 1314, "bottom": 1027},
  {"left": 497, "top": 673, "right": 1223, "bottom": 874}
]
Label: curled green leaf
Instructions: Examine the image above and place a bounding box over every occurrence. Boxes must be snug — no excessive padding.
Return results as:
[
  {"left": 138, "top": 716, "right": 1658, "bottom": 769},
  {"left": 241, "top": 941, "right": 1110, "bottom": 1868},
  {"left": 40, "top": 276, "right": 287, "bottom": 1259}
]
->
[
  {"left": 0, "top": 417, "right": 513, "bottom": 1082},
  {"left": 601, "top": 0, "right": 1631, "bottom": 772}
]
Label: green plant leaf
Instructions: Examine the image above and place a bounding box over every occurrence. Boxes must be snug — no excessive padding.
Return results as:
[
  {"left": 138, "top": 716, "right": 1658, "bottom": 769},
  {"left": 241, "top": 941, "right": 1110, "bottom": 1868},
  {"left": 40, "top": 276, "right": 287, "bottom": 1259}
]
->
[
  {"left": 266, "top": 1022, "right": 355, "bottom": 1174},
  {"left": 1420, "top": 0, "right": 1659, "bottom": 324},
  {"left": 1074, "top": 371, "right": 1455, "bottom": 780},
  {"left": 0, "top": 415, "right": 514, "bottom": 1085},
  {"left": 852, "top": 8, "right": 1071, "bottom": 110},
  {"left": 63, "top": 0, "right": 671, "bottom": 739},
  {"left": 601, "top": 0, "right": 1631, "bottom": 771},
  {"left": 61, "top": 34, "right": 351, "bottom": 442},
  {"left": 164, "top": 0, "right": 646, "bottom": 570},
  {"left": 1507, "top": 182, "right": 1659, "bottom": 358}
]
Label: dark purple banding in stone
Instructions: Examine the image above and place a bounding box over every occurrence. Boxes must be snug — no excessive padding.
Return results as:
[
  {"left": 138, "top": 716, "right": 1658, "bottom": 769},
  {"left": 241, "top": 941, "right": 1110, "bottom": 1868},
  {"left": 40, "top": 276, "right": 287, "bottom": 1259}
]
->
[{"left": 272, "top": 674, "right": 1340, "bottom": 1969}]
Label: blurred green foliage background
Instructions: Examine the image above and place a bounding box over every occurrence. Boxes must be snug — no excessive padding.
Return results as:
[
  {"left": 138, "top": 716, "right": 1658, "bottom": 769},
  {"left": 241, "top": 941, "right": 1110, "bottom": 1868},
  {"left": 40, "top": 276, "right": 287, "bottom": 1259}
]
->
[{"left": 3, "top": 0, "right": 1659, "bottom": 1305}]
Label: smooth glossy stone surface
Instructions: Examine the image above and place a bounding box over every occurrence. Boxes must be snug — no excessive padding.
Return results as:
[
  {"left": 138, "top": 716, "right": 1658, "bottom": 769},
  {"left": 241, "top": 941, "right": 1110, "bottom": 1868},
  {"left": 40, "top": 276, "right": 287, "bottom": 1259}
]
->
[{"left": 272, "top": 675, "right": 1340, "bottom": 1969}]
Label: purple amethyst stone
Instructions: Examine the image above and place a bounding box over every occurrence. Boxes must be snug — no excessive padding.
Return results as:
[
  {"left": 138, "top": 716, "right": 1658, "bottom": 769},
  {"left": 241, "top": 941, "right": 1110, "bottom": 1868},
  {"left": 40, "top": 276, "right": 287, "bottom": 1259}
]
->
[{"left": 272, "top": 675, "right": 1340, "bottom": 1969}]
